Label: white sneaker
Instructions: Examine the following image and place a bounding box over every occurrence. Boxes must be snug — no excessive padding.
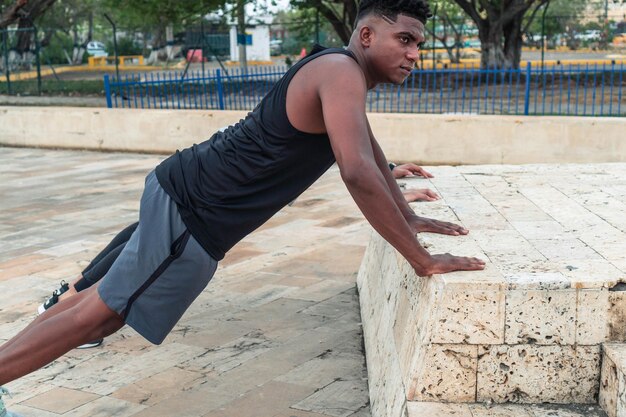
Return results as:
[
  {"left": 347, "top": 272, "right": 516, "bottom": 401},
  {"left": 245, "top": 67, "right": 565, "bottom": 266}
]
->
[{"left": 37, "top": 280, "right": 71, "bottom": 315}]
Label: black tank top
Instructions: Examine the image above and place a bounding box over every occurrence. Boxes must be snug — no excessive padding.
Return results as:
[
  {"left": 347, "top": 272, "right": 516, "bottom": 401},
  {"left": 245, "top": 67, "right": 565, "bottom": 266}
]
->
[{"left": 155, "top": 47, "right": 357, "bottom": 260}]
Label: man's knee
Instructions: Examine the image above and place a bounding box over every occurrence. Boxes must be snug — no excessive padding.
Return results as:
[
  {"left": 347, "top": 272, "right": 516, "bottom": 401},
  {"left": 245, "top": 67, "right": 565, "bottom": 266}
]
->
[{"left": 71, "top": 288, "right": 124, "bottom": 336}]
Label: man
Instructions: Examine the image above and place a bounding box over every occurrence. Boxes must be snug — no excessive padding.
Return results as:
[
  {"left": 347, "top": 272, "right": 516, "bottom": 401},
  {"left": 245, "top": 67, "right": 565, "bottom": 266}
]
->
[
  {"left": 0, "top": 0, "right": 484, "bottom": 410},
  {"left": 34, "top": 164, "right": 437, "bottom": 323}
]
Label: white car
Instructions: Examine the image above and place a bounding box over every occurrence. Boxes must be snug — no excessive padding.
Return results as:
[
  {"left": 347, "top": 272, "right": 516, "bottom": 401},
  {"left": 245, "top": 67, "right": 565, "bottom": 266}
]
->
[
  {"left": 577, "top": 30, "right": 601, "bottom": 42},
  {"left": 86, "top": 41, "right": 108, "bottom": 57}
]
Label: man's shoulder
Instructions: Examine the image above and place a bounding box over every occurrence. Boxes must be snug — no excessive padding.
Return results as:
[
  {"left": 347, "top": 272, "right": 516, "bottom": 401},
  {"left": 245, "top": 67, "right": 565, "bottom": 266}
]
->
[{"left": 303, "top": 52, "right": 364, "bottom": 87}]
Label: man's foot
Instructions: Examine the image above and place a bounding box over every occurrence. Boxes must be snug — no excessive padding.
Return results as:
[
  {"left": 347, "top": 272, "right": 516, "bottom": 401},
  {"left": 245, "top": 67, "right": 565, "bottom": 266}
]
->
[
  {"left": 0, "top": 387, "right": 23, "bottom": 417},
  {"left": 37, "top": 281, "right": 72, "bottom": 315},
  {"left": 76, "top": 339, "right": 104, "bottom": 349}
]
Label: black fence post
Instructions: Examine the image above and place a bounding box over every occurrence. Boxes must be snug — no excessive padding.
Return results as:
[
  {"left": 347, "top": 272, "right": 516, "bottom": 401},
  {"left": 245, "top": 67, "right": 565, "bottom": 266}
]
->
[
  {"left": 33, "top": 26, "right": 42, "bottom": 95},
  {"left": 431, "top": 4, "right": 438, "bottom": 70},
  {"left": 2, "top": 30, "right": 11, "bottom": 95},
  {"left": 104, "top": 14, "right": 120, "bottom": 81}
]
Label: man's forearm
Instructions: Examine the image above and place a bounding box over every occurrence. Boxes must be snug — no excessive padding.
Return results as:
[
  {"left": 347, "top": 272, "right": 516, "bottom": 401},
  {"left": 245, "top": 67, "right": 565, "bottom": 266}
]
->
[
  {"left": 368, "top": 133, "right": 417, "bottom": 219},
  {"left": 341, "top": 160, "right": 434, "bottom": 275}
]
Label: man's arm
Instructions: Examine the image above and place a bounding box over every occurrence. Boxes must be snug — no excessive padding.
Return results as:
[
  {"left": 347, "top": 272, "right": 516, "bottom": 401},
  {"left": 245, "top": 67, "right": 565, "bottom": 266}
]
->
[
  {"left": 317, "top": 59, "right": 484, "bottom": 276},
  {"left": 366, "top": 122, "right": 469, "bottom": 236}
]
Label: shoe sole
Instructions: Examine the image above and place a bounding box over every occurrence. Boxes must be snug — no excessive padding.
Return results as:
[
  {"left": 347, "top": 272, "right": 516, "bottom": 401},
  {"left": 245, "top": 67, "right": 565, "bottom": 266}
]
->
[
  {"left": 76, "top": 339, "right": 103, "bottom": 349},
  {"left": 37, "top": 303, "right": 47, "bottom": 316}
]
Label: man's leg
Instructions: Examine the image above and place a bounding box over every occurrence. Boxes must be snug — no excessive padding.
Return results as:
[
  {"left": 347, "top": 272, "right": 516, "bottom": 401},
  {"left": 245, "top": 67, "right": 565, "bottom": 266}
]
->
[
  {"left": 0, "top": 286, "right": 124, "bottom": 385},
  {"left": 38, "top": 223, "right": 138, "bottom": 314},
  {"left": 73, "top": 222, "right": 138, "bottom": 293}
]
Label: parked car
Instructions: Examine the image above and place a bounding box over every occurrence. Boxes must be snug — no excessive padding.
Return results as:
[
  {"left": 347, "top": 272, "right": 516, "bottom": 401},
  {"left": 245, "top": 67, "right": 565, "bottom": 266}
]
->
[
  {"left": 270, "top": 39, "right": 283, "bottom": 55},
  {"left": 576, "top": 30, "right": 601, "bottom": 42},
  {"left": 86, "top": 41, "right": 108, "bottom": 57}
]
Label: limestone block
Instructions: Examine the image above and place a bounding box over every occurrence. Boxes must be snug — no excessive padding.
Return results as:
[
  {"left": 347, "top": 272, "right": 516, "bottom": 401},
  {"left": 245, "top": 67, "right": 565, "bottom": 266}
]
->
[
  {"left": 577, "top": 289, "right": 609, "bottom": 345},
  {"left": 505, "top": 289, "right": 576, "bottom": 345},
  {"left": 560, "top": 259, "right": 625, "bottom": 290},
  {"left": 407, "top": 402, "right": 472, "bottom": 417},
  {"left": 474, "top": 230, "right": 547, "bottom": 267},
  {"left": 618, "top": 368, "right": 626, "bottom": 417},
  {"left": 530, "top": 238, "right": 602, "bottom": 262},
  {"left": 600, "top": 352, "right": 618, "bottom": 417},
  {"left": 510, "top": 220, "right": 569, "bottom": 240},
  {"left": 602, "top": 344, "right": 626, "bottom": 417},
  {"left": 402, "top": 276, "right": 439, "bottom": 394},
  {"left": 469, "top": 403, "right": 534, "bottom": 417},
  {"left": 609, "top": 291, "right": 626, "bottom": 341},
  {"left": 411, "top": 344, "right": 478, "bottom": 403},
  {"left": 393, "top": 286, "right": 419, "bottom": 385},
  {"left": 438, "top": 262, "right": 506, "bottom": 291},
  {"left": 430, "top": 287, "right": 505, "bottom": 345},
  {"left": 477, "top": 345, "right": 600, "bottom": 403},
  {"left": 504, "top": 272, "right": 570, "bottom": 290}
]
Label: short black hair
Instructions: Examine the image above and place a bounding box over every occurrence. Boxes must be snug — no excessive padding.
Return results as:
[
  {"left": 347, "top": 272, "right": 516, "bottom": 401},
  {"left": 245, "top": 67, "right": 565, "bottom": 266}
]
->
[{"left": 356, "top": 0, "right": 432, "bottom": 25}]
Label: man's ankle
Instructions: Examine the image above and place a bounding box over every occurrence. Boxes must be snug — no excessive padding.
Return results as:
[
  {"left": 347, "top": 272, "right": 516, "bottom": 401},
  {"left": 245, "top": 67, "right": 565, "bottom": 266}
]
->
[{"left": 58, "top": 285, "right": 78, "bottom": 302}]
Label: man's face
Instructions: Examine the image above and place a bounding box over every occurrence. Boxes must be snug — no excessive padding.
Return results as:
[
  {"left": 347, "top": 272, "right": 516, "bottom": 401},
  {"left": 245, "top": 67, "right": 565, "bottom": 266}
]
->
[{"left": 366, "top": 14, "right": 425, "bottom": 85}]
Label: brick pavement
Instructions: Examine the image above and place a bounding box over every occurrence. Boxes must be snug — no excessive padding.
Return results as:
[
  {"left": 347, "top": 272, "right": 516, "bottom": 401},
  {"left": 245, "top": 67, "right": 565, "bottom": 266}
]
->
[{"left": 0, "top": 146, "right": 371, "bottom": 417}]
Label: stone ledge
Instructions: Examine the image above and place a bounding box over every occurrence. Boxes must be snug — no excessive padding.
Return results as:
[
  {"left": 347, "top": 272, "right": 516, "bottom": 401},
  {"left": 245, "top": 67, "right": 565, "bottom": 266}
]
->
[{"left": 406, "top": 402, "right": 607, "bottom": 417}]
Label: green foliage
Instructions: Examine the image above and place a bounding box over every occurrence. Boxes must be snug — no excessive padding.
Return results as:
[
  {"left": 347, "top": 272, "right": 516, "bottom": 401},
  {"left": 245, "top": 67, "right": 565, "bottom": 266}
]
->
[
  {"left": 100, "top": 0, "right": 226, "bottom": 32},
  {"left": 106, "top": 37, "right": 143, "bottom": 56},
  {"left": 274, "top": 7, "right": 344, "bottom": 56},
  {"left": 40, "top": 31, "right": 73, "bottom": 65},
  {"left": 524, "top": 0, "right": 589, "bottom": 38}
]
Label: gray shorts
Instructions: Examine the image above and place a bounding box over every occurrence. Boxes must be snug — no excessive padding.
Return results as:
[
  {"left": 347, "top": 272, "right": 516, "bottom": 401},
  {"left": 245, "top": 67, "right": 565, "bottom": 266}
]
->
[{"left": 98, "top": 170, "right": 218, "bottom": 345}]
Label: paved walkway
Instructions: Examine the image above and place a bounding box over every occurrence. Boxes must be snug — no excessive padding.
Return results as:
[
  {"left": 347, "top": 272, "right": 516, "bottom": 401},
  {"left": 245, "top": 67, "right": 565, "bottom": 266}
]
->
[
  {"left": 2, "top": 146, "right": 625, "bottom": 417},
  {"left": 0, "top": 146, "right": 371, "bottom": 417}
]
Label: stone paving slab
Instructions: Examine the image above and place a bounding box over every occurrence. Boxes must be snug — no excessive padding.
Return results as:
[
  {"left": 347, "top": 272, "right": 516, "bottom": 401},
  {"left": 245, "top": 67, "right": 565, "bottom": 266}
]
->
[{"left": 0, "top": 146, "right": 371, "bottom": 417}]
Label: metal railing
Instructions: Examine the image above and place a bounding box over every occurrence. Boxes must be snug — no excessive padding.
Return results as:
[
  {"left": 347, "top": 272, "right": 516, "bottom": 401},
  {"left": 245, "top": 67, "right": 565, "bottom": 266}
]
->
[{"left": 104, "top": 62, "right": 626, "bottom": 116}]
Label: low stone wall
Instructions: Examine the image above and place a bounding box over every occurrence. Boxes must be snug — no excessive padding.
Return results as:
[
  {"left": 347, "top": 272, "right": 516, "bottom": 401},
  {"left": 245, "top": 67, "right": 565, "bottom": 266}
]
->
[
  {"left": 356, "top": 164, "right": 626, "bottom": 417},
  {"left": 358, "top": 232, "right": 609, "bottom": 416},
  {"left": 1, "top": 106, "right": 625, "bottom": 164}
]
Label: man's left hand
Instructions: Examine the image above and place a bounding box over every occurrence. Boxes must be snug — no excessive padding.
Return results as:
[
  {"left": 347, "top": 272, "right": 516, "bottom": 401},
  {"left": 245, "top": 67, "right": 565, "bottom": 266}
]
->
[
  {"left": 392, "top": 163, "right": 434, "bottom": 179},
  {"left": 408, "top": 215, "right": 469, "bottom": 236}
]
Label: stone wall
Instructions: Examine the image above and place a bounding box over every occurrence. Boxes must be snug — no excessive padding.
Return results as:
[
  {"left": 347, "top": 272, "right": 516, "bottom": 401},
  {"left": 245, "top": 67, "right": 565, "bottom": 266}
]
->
[
  {"left": 357, "top": 164, "right": 626, "bottom": 417},
  {"left": 1, "top": 106, "right": 625, "bottom": 165}
]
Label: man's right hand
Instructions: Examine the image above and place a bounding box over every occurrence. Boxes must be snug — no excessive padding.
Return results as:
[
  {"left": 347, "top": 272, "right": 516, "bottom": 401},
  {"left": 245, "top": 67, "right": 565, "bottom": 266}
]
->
[{"left": 412, "top": 253, "right": 486, "bottom": 277}]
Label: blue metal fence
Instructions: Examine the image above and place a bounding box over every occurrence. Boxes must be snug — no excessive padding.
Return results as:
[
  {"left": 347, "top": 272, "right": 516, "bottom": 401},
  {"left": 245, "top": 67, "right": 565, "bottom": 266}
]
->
[{"left": 104, "top": 62, "right": 626, "bottom": 116}]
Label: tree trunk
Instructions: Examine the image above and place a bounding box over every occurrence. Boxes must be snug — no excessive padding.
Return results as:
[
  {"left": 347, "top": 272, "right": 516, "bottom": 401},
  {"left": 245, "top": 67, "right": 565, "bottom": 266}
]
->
[
  {"left": 0, "top": 0, "right": 28, "bottom": 29},
  {"left": 453, "top": 0, "right": 544, "bottom": 70},
  {"left": 13, "top": 20, "right": 35, "bottom": 69},
  {"left": 503, "top": 13, "right": 524, "bottom": 69},
  {"left": 146, "top": 25, "right": 167, "bottom": 64},
  {"left": 71, "top": 13, "right": 92, "bottom": 64},
  {"left": 478, "top": 16, "right": 524, "bottom": 69}
]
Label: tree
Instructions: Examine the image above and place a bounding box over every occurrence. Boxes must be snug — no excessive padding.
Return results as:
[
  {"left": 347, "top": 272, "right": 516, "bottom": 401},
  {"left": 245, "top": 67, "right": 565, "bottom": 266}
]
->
[
  {"left": 1, "top": 0, "right": 57, "bottom": 68},
  {"left": 102, "top": 0, "right": 225, "bottom": 63},
  {"left": 426, "top": 0, "right": 469, "bottom": 63},
  {"left": 274, "top": 7, "right": 343, "bottom": 54},
  {"left": 289, "top": 0, "right": 357, "bottom": 45},
  {"left": 451, "top": 0, "right": 551, "bottom": 69},
  {"left": 36, "top": 0, "right": 99, "bottom": 64},
  {"left": 524, "top": 0, "right": 601, "bottom": 50}
]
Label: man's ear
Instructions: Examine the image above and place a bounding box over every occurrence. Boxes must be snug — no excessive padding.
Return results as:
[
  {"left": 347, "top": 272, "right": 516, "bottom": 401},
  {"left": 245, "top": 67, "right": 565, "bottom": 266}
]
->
[{"left": 359, "top": 25, "right": 374, "bottom": 48}]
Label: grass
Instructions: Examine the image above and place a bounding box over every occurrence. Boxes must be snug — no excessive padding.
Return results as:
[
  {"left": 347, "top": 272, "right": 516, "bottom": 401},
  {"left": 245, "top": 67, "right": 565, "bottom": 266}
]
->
[{"left": 0, "top": 79, "right": 105, "bottom": 96}]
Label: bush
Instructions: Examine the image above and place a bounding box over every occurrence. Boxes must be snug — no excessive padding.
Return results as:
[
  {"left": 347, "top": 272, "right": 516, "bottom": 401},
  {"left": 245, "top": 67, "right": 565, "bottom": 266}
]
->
[
  {"left": 106, "top": 37, "right": 143, "bottom": 56},
  {"left": 41, "top": 32, "right": 73, "bottom": 65}
]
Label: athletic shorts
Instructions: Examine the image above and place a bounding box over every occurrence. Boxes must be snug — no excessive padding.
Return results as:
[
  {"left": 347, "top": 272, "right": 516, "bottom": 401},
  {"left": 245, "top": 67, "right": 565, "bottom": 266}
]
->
[{"left": 98, "top": 170, "right": 218, "bottom": 344}]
